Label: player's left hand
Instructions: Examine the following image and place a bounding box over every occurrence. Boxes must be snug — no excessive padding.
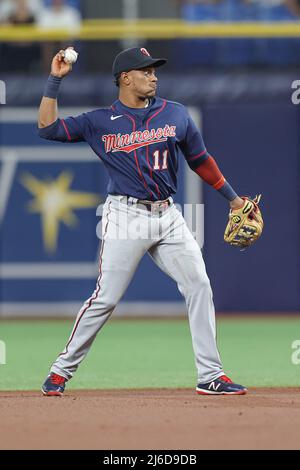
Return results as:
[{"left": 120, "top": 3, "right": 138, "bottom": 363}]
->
[
  {"left": 224, "top": 195, "right": 264, "bottom": 248},
  {"left": 230, "top": 196, "right": 244, "bottom": 210}
]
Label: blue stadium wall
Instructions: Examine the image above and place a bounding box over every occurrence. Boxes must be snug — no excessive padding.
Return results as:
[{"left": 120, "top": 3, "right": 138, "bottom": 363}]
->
[{"left": 202, "top": 102, "right": 300, "bottom": 312}]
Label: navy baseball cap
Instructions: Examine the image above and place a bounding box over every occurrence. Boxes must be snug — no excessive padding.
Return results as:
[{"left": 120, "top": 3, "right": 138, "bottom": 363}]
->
[{"left": 112, "top": 47, "right": 167, "bottom": 77}]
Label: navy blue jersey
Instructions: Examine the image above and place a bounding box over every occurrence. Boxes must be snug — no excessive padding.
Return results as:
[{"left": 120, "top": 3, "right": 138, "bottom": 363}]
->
[{"left": 38, "top": 97, "right": 209, "bottom": 201}]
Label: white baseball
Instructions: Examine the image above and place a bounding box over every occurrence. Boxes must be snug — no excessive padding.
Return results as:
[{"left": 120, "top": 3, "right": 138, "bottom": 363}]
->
[{"left": 63, "top": 48, "right": 78, "bottom": 64}]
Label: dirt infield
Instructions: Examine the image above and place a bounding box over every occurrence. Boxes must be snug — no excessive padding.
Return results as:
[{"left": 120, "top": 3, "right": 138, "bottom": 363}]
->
[{"left": 0, "top": 388, "right": 299, "bottom": 450}]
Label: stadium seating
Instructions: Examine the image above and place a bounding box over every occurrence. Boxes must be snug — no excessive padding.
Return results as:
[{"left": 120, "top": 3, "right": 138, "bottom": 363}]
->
[{"left": 180, "top": 0, "right": 300, "bottom": 66}]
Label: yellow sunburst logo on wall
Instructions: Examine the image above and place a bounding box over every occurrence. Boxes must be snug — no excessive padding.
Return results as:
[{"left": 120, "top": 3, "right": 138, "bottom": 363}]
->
[{"left": 21, "top": 171, "right": 101, "bottom": 253}]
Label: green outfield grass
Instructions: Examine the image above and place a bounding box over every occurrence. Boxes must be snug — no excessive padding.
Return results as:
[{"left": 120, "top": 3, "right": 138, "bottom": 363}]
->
[{"left": 0, "top": 317, "right": 299, "bottom": 390}]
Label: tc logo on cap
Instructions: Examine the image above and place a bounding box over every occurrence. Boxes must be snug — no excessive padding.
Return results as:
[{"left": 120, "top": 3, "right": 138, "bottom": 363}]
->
[{"left": 140, "top": 48, "right": 150, "bottom": 57}]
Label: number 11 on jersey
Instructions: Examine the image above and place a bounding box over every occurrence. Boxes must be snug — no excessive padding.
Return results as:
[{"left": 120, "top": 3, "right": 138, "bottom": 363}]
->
[{"left": 153, "top": 149, "right": 168, "bottom": 170}]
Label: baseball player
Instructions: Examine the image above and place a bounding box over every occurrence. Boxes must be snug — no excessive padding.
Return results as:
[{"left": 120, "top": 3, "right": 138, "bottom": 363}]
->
[{"left": 39, "top": 47, "right": 247, "bottom": 396}]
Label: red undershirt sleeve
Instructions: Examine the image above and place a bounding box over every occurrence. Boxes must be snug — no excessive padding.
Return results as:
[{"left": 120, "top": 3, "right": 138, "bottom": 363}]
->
[{"left": 194, "top": 155, "right": 225, "bottom": 189}]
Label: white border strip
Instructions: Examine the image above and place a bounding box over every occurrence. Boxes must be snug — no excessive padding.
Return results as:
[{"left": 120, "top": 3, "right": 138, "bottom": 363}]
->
[
  {"left": 0, "top": 108, "right": 98, "bottom": 122},
  {"left": 0, "top": 263, "right": 99, "bottom": 278},
  {"left": 185, "top": 108, "right": 203, "bottom": 205},
  {"left": 0, "top": 153, "right": 17, "bottom": 223},
  {"left": 0, "top": 146, "right": 97, "bottom": 162},
  {"left": 0, "top": 302, "right": 186, "bottom": 317}
]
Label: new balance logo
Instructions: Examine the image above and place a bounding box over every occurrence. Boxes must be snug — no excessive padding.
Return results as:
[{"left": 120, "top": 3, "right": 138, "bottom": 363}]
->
[
  {"left": 110, "top": 115, "right": 123, "bottom": 120},
  {"left": 208, "top": 381, "right": 221, "bottom": 392}
]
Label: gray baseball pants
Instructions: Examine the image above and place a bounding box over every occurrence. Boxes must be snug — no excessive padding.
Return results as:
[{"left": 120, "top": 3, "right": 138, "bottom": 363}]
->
[{"left": 51, "top": 194, "right": 224, "bottom": 384}]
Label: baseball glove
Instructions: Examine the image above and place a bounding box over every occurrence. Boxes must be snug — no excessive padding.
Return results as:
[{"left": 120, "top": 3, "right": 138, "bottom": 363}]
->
[{"left": 224, "top": 195, "right": 263, "bottom": 248}]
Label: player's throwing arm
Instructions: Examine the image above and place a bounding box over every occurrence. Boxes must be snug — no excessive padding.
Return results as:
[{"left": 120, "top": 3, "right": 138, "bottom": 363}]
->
[{"left": 38, "top": 47, "right": 78, "bottom": 129}]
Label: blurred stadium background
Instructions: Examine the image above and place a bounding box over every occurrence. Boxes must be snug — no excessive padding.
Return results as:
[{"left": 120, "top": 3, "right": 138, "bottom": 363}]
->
[{"left": 0, "top": 0, "right": 299, "bottom": 319}]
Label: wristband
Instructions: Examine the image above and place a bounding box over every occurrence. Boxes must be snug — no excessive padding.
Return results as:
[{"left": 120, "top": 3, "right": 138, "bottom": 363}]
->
[
  {"left": 43, "top": 74, "right": 62, "bottom": 99},
  {"left": 217, "top": 181, "right": 238, "bottom": 201}
]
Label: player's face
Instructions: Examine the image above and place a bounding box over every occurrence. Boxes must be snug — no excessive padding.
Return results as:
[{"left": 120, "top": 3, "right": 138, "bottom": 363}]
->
[{"left": 127, "top": 67, "right": 158, "bottom": 99}]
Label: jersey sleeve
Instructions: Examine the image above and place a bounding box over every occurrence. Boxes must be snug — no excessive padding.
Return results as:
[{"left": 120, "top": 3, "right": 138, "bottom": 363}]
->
[
  {"left": 38, "top": 113, "right": 94, "bottom": 143},
  {"left": 178, "top": 107, "right": 238, "bottom": 201},
  {"left": 178, "top": 109, "right": 210, "bottom": 170}
]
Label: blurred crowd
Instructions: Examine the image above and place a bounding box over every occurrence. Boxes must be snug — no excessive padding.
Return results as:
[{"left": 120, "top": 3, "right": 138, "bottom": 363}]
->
[
  {"left": 174, "top": 0, "right": 300, "bottom": 67},
  {"left": 1, "top": 0, "right": 300, "bottom": 73},
  {"left": 0, "top": 0, "right": 82, "bottom": 72},
  {"left": 0, "top": 0, "right": 81, "bottom": 28},
  {"left": 179, "top": 0, "right": 300, "bottom": 21},
  {"left": 1, "top": 0, "right": 300, "bottom": 29}
]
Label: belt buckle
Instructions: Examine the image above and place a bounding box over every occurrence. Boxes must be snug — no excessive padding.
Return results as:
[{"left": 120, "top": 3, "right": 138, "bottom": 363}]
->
[
  {"left": 151, "top": 201, "right": 168, "bottom": 215},
  {"left": 151, "top": 203, "right": 160, "bottom": 215}
]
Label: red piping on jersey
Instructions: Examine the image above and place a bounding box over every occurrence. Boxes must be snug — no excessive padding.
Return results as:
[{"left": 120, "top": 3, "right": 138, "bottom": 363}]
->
[
  {"left": 57, "top": 201, "right": 112, "bottom": 358},
  {"left": 188, "top": 149, "right": 207, "bottom": 161},
  {"left": 124, "top": 113, "right": 154, "bottom": 200},
  {"left": 61, "top": 119, "right": 71, "bottom": 141},
  {"left": 145, "top": 99, "right": 167, "bottom": 199}
]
